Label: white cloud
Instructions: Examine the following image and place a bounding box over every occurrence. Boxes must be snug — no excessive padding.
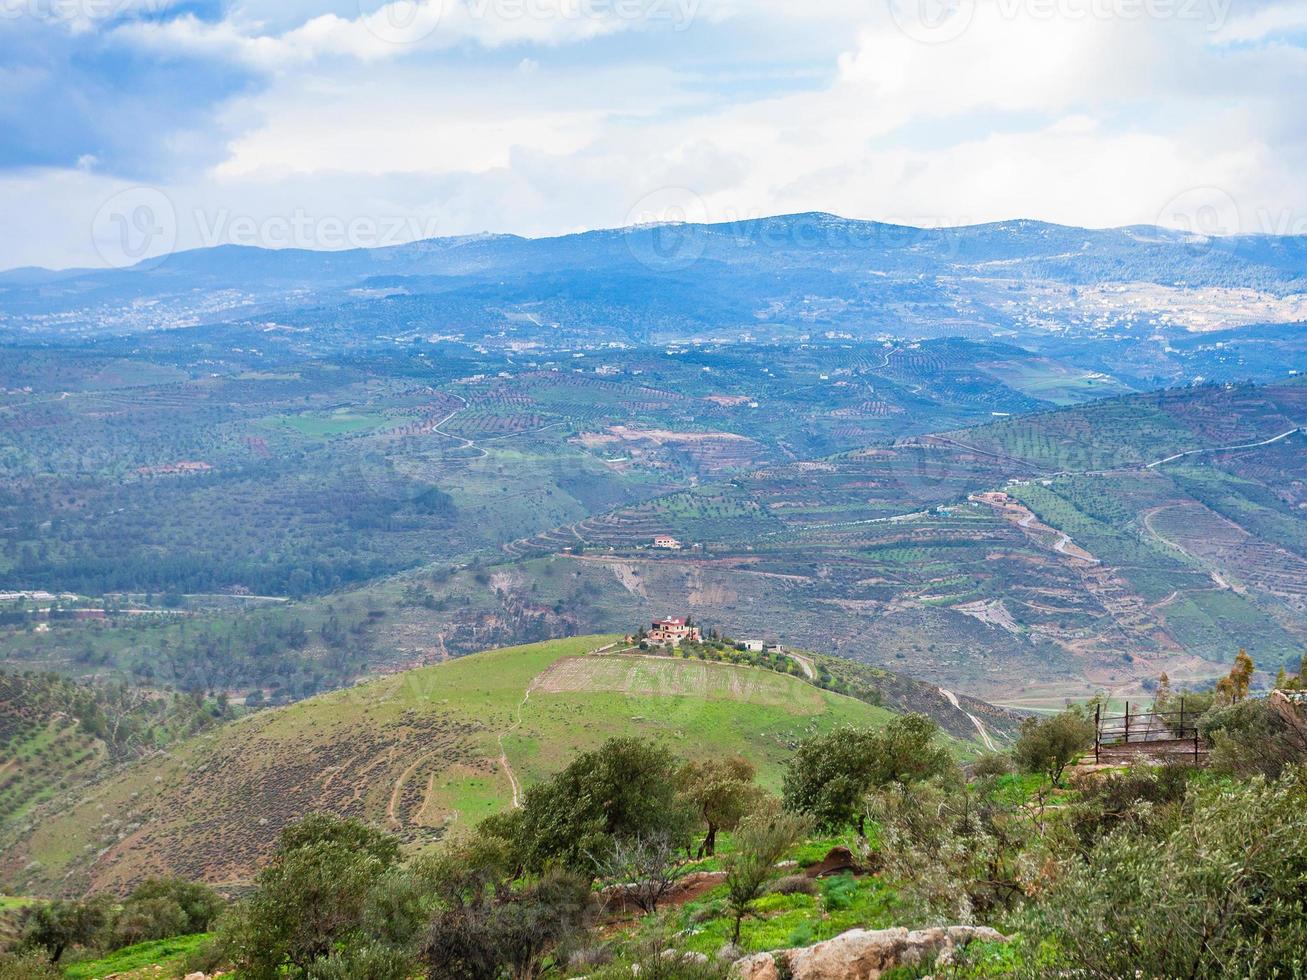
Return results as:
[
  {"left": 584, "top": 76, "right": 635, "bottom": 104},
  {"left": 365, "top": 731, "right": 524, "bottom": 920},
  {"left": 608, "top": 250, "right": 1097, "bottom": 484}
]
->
[
  {"left": 4, "top": 0, "right": 1307, "bottom": 268},
  {"left": 113, "top": 0, "right": 698, "bottom": 67}
]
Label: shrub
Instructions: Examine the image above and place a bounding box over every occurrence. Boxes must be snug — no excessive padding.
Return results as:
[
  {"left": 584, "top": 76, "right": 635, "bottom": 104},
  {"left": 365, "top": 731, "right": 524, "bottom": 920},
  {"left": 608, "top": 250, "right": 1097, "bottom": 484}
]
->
[
  {"left": 1201, "top": 696, "right": 1307, "bottom": 779},
  {"left": 767, "top": 874, "right": 817, "bottom": 896},
  {"left": 221, "top": 815, "right": 403, "bottom": 979},
  {"left": 17, "top": 897, "right": 109, "bottom": 963},
  {"left": 421, "top": 868, "right": 593, "bottom": 980},
  {"left": 724, "top": 799, "right": 810, "bottom": 944},
  {"left": 969, "top": 752, "right": 1013, "bottom": 780},
  {"left": 110, "top": 878, "right": 223, "bottom": 949},
  {"left": 0, "top": 949, "right": 61, "bottom": 980},
  {"left": 1068, "top": 763, "right": 1195, "bottom": 850},
  {"left": 1026, "top": 766, "right": 1307, "bottom": 977},
  {"left": 867, "top": 780, "right": 1038, "bottom": 922},
  {"left": 783, "top": 715, "right": 953, "bottom": 835}
]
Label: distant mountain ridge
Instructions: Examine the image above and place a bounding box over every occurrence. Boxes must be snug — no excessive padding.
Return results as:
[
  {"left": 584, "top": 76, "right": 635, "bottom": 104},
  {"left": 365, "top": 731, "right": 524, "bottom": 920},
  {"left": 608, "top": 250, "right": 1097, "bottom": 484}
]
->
[{"left": 3, "top": 212, "right": 1305, "bottom": 347}]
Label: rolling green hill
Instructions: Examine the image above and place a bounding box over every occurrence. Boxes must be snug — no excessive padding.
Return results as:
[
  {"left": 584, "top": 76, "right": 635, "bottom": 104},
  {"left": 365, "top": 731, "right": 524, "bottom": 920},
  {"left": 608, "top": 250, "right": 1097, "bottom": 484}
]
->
[{"left": 0, "top": 635, "right": 943, "bottom": 897}]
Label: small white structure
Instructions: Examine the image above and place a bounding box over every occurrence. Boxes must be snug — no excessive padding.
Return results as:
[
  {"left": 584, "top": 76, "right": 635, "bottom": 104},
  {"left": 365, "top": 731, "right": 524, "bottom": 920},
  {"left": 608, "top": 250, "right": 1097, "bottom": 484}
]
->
[{"left": 652, "top": 534, "right": 682, "bottom": 550}]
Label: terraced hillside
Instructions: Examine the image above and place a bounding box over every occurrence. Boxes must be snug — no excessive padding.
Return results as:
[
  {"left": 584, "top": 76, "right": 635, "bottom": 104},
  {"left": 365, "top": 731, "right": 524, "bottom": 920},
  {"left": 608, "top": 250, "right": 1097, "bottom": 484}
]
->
[
  {"left": 488, "top": 382, "right": 1307, "bottom": 705},
  {"left": 0, "top": 674, "right": 107, "bottom": 831},
  {"left": 0, "top": 636, "right": 1001, "bottom": 897}
]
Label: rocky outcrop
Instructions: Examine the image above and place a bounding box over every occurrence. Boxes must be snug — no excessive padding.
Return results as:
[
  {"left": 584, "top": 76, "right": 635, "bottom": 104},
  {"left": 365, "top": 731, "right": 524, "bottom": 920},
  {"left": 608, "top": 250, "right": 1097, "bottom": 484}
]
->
[{"left": 731, "top": 925, "right": 1006, "bottom": 979}]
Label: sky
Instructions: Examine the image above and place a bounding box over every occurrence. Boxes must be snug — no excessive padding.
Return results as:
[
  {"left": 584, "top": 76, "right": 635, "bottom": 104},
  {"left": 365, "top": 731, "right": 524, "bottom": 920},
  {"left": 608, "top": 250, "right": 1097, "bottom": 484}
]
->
[{"left": 2, "top": 0, "right": 1307, "bottom": 269}]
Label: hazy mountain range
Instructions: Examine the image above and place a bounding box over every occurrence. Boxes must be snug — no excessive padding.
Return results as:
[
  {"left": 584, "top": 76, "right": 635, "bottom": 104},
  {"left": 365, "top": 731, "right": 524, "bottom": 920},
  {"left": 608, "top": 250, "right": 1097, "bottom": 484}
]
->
[{"left": 3, "top": 214, "right": 1305, "bottom": 356}]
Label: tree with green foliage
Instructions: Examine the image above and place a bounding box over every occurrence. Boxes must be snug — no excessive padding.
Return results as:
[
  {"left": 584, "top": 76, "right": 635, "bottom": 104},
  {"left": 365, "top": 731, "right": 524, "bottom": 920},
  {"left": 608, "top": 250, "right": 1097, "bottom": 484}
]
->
[
  {"left": 485, "top": 736, "right": 693, "bottom": 873},
  {"left": 675, "top": 755, "right": 763, "bottom": 857},
  {"left": 723, "top": 799, "right": 810, "bottom": 945},
  {"left": 110, "top": 877, "right": 223, "bottom": 949},
  {"left": 782, "top": 715, "right": 952, "bottom": 835},
  {"left": 421, "top": 868, "right": 593, "bottom": 980},
  {"left": 1012, "top": 707, "right": 1094, "bottom": 787},
  {"left": 1274, "top": 651, "right": 1307, "bottom": 690},
  {"left": 221, "top": 815, "right": 403, "bottom": 979},
  {"left": 18, "top": 897, "right": 108, "bottom": 963}
]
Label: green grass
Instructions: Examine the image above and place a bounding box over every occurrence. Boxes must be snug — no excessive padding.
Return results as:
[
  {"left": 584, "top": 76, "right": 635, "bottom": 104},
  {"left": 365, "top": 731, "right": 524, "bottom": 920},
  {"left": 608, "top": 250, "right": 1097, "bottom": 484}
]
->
[
  {"left": 670, "top": 870, "right": 901, "bottom": 956},
  {"left": 261, "top": 408, "right": 389, "bottom": 436},
  {"left": 61, "top": 933, "right": 210, "bottom": 980}
]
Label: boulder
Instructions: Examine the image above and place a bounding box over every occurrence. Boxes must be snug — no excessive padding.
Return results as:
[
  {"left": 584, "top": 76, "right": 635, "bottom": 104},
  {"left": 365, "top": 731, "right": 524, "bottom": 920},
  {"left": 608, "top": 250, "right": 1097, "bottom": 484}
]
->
[
  {"left": 731, "top": 925, "right": 1006, "bottom": 979},
  {"left": 803, "top": 845, "right": 864, "bottom": 878}
]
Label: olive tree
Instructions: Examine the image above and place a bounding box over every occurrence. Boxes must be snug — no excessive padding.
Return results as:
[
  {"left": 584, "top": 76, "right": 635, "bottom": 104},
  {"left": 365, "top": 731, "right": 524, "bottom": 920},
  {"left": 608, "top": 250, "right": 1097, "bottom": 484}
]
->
[{"left": 1012, "top": 707, "right": 1094, "bottom": 787}]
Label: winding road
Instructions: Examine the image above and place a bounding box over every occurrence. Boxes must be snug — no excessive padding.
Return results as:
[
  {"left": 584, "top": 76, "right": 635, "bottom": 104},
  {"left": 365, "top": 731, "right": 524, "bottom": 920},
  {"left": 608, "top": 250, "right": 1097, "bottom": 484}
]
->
[
  {"left": 429, "top": 393, "right": 488, "bottom": 459},
  {"left": 1145, "top": 427, "right": 1301, "bottom": 469}
]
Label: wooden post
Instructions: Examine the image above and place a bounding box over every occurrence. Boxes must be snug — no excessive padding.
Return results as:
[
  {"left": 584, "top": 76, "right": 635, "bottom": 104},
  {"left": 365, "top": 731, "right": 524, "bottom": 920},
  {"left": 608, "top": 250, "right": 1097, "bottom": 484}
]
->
[
  {"left": 1094, "top": 702, "right": 1101, "bottom": 764},
  {"left": 1179, "top": 694, "right": 1186, "bottom": 739},
  {"left": 1124, "top": 702, "right": 1130, "bottom": 744}
]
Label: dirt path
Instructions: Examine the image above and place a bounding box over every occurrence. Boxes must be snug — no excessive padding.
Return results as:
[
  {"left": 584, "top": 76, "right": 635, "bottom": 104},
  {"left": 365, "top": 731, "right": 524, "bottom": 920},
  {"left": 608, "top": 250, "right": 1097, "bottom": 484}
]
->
[
  {"left": 497, "top": 639, "right": 624, "bottom": 808},
  {"left": 387, "top": 749, "right": 440, "bottom": 828},
  {"left": 788, "top": 651, "right": 816, "bottom": 680},
  {"left": 498, "top": 688, "right": 530, "bottom": 808},
  {"left": 939, "top": 687, "right": 997, "bottom": 751}
]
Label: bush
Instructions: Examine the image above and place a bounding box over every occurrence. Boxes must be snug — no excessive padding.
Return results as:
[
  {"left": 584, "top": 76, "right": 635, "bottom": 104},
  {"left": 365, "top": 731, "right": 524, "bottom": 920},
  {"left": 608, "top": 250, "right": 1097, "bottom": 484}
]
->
[
  {"left": 421, "top": 868, "right": 593, "bottom": 980},
  {"left": 1068, "top": 763, "right": 1195, "bottom": 850},
  {"left": 110, "top": 878, "right": 223, "bottom": 949},
  {"left": 767, "top": 874, "right": 817, "bottom": 896},
  {"left": 221, "top": 815, "right": 403, "bottom": 979},
  {"left": 724, "top": 799, "right": 810, "bottom": 944},
  {"left": 867, "top": 780, "right": 1039, "bottom": 922},
  {"left": 18, "top": 897, "right": 109, "bottom": 963},
  {"left": 783, "top": 715, "right": 953, "bottom": 835},
  {"left": 969, "top": 752, "right": 1013, "bottom": 780},
  {"left": 1201, "top": 696, "right": 1307, "bottom": 779},
  {"left": 0, "top": 949, "right": 61, "bottom": 980},
  {"left": 1013, "top": 708, "right": 1094, "bottom": 786},
  {"left": 1026, "top": 765, "right": 1307, "bottom": 977}
]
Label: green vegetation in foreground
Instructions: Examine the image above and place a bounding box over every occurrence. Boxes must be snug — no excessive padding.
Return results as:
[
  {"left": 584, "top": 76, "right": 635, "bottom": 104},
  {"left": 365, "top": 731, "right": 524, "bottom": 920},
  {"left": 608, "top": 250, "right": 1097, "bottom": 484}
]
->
[
  {"left": 61, "top": 933, "right": 210, "bottom": 980},
  {"left": 7, "top": 652, "right": 1306, "bottom": 979}
]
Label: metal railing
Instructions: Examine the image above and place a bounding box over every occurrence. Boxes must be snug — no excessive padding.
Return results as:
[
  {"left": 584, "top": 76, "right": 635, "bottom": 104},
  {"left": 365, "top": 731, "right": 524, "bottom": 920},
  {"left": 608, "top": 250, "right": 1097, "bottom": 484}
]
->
[{"left": 1094, "top": 698, "right": 1205, "bottom": 764}]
